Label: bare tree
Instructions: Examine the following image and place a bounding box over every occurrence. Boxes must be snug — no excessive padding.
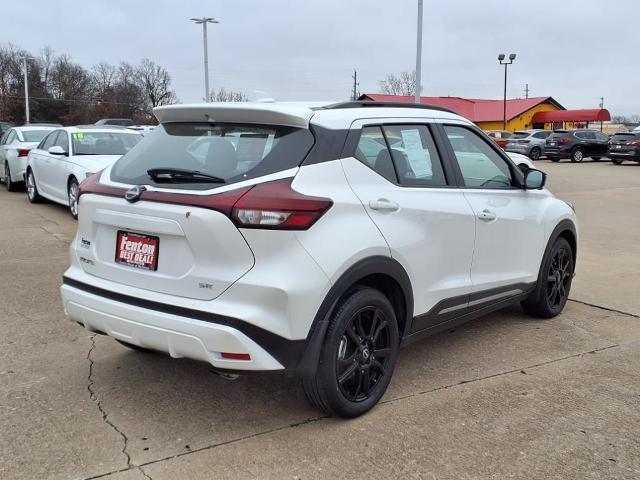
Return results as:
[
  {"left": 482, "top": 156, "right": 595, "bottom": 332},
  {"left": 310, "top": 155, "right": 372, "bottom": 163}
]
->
[
  {"left": 379, "top": 70, "right": 421, "bottom": 97},
  {"left": 630, "top": 114, "right": 640, "bottom": 124},
  {"left": 136, "top": 58, "right": 177, "bottom": 108},
  {"left": 208, "top": 87, "right": 248, "bottom": 102}
]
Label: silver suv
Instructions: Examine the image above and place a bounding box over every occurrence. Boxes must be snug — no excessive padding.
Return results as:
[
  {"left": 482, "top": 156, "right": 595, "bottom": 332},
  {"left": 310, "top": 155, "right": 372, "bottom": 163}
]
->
[{"left": 505, "top": 129, "right": 552, "bottom": 160}]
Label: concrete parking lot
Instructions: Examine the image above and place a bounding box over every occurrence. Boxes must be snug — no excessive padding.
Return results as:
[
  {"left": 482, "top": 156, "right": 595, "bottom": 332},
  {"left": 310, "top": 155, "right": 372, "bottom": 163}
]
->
[{"left": 1, "top": 159, "right": 639, "bottom": 480}]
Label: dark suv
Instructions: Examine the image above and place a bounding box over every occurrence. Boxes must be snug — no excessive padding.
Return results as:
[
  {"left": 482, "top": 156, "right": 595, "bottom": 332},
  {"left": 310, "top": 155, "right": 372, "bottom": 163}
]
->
[
  {"left": 608, "top": 132, "right": 640, "bottom": 165},
  {"left": 544, "top": 129, "right": 609, "bottom": 162}
]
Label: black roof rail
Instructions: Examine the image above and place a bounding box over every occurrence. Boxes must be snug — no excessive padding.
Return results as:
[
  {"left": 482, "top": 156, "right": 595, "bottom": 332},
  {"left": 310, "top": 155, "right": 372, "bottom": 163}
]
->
[{"left": 321, "top": 101, "right": 458, "bottom": 115}]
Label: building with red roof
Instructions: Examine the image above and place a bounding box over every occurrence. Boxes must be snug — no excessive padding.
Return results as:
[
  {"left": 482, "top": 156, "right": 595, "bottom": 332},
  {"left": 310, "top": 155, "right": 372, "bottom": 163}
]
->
[{"left": 357, "top": 94, "right": 609, "bottom": 132}]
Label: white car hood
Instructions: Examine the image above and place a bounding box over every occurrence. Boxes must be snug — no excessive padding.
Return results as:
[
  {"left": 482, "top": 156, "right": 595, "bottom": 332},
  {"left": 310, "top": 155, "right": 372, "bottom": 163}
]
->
[{"left": 73, "top": 154, "right": 122, "bottom": 173}]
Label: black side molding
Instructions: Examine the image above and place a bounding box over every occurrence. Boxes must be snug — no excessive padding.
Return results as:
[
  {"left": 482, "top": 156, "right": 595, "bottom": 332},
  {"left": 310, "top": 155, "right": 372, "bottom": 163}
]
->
[{"left": 62, "top": 276, "right": 306, "bottom": 370}]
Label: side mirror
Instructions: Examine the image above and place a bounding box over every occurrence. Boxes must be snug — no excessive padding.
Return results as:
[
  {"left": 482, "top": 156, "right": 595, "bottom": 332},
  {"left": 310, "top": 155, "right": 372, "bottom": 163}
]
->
[
  {"left": 48, "top": 146, "right": 67, "bottom": 156},
  {"left": 524, "top": 168, "right": 546, "bottom": 190}
]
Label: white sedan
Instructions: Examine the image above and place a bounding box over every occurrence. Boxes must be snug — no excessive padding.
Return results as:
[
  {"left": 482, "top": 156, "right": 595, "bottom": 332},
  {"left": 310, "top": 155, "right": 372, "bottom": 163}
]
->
[
  {"left": 0, "top": 124, "right": 59, "bottom": 191},
  {"left": 26, "top": 126, "right": 142, "bottom": 218}
]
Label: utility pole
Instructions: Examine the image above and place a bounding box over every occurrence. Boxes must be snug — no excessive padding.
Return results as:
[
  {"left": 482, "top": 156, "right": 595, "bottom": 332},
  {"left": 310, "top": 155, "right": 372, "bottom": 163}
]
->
[
  {"left": 23, "top": 57, "right": 30, "bottom": 124},
  {"left": 414, "top": 0, "right": 423, "bottom": 103},
  {"left": 524, "top": 83, "right": 530, "bottom": 99},
  {"left": 190, "top": 17, "right": 219, "bottom": 102},
  {"left": 351, "top": 69, "right": 359, "bottom": 101},
  {"left": 599, "top": 97, "right": 604, "bottom": 132}
]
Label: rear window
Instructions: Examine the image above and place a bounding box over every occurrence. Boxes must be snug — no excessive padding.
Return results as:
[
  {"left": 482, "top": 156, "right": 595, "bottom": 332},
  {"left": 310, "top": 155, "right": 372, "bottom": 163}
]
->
[
  {"left": 510, "top": 132, "right": 530, "bottom": 139},
  {"left": 111, "top": 122, "right": 314, "bottom": 189},
  {"left": 72, "top": 131, "right": 141, "bottom": 156},
  {"left": 22, "top": 130, "right": 52, "bottom": 142},
  {"left": 611, "top": 133, "right": 638, "bottom": 142}
]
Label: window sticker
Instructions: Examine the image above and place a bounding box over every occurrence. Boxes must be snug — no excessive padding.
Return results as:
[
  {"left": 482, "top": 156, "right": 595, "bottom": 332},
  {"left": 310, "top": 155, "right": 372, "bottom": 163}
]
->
[
  {"left": 401, "top": 129, "right": 432, "bottom": 177},
  {"left": 72, "top": 132, "right": 84, "bottom": 140}
]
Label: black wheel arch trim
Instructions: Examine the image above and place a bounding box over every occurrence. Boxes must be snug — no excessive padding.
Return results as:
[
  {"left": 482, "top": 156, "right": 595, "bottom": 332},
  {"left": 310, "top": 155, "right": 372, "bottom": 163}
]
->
[
  {"left": 296, "top": 255, "right": 414, "bottom": 377},
  {"left": 547, "top": 219, "right": 578, "bottom": 266}
]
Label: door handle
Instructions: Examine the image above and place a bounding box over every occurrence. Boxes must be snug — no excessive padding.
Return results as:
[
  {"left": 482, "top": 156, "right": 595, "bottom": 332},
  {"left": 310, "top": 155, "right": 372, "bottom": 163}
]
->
[
  {"left": 478, "top": 209, "right": 497, "bottom": 221},
  {"left": 369, "top": 199, "right": 400, "bottom": 212}
]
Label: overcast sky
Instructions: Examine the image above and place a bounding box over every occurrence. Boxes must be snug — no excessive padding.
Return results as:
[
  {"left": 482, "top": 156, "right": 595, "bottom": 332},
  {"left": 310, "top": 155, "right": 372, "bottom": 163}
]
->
[{"left": 4, "top": 0, "right": 638, "bottom": 115}]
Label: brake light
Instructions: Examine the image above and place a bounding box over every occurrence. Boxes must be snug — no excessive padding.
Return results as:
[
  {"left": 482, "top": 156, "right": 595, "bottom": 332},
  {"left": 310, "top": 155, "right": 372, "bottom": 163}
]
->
[
  {"left": 628, "top": 140, "right": 640, "bottom": 147},
  {"left": 17, "top": 148, "right": 30, "bottom": 157},
  {"left": 232, "top": 178, "right": 332, "bottom": 230},
  {"left": 559, "top": 136, "right": 573, "bottom": 144},
  {"left": 517, "top": 140, "right": 530, "bottom": 144}
]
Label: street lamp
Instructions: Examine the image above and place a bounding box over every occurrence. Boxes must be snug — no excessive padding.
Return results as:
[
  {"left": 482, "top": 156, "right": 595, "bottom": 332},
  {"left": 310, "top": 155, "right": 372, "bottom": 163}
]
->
[
  {"left": 498, "top": 53, "right": 516, "bottom": 130},
  {"left": 414, "top": 0, "right": 423, "bottom": 104},
  {"left": 190, "top": 17, "right": 219, "bottom": 102}
]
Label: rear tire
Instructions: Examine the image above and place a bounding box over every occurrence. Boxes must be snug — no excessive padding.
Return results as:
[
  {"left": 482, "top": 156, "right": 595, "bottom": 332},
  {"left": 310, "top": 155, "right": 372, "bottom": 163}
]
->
[
  {"left": 26, "top": 169, "right": 43, "bottom": 203},
  {"left": 549, "top": 156, "right": 560, "bottom": 163},
  {"left": 302, "top": 288, "right": 399, "bottom": 418},
  {"left": 4, "top": 162, "right": 19, "bottom": 192},
  {"left": 522, "top": 237, "right": 574, "bottom": 318},
  {"left": 591, "top": 156, "right": 601, "bottom": 161},
  {"left": 611, "top": 158, "right": 624, "bottom": 165},
  {"left": 529, "top": 147, "right": 542, "bottom": 161},
  {"left": 570, "top": 148, "right": 584, "bottom": 163}
]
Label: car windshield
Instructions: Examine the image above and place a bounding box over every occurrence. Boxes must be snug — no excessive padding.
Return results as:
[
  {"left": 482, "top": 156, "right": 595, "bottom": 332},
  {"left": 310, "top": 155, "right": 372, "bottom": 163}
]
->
[
  {"left": 72, "top": 131, "right": 141, "bottom": 155},
  {"left": 111, "top": 122, "right": 315, "bottom": 189},
  {"left": 22, "top": 130, "right": 52, "bottom": 142}
]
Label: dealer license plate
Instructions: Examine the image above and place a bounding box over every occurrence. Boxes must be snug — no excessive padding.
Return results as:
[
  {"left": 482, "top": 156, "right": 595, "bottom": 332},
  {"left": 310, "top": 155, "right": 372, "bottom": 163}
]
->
[{"left": 115, "top": 231, "right": 159, "bottom": 271}]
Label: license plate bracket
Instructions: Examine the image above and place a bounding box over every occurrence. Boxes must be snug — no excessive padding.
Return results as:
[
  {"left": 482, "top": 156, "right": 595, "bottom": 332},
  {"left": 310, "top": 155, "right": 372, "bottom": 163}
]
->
[{"left": 115, "top": 230, "right": 159, "bottom": 271}]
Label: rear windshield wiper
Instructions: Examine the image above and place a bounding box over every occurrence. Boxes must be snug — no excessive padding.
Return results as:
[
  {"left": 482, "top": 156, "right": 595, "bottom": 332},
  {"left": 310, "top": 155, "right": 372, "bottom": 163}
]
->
[{"left": 147, "top": 168, "right": 225, "bottom": 183}]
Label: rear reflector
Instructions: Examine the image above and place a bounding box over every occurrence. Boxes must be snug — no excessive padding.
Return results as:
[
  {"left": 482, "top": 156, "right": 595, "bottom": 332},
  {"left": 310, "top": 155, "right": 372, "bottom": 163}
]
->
[
  {"left": 221, "top": 352, "right": 251, "bottom": 361},
  {"left": 17, "top": 148, "right": 30, "bottom": 157}
]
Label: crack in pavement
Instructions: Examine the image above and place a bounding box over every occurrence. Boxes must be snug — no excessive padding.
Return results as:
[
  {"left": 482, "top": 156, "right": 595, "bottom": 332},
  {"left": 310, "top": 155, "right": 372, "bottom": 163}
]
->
[
  {"left": 79, "top": 341, "right": 626, "bottom": 480},
  {"left": 568, "top": 298, "right": 640, "bottom": 319},
  {"left": 86, "top": 335, "right": 135, "bottom": 472}
]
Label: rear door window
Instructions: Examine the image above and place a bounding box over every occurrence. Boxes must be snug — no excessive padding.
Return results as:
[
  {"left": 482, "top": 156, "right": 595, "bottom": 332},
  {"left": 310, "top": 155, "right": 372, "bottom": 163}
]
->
[
  {"left": 354, "top": 126, "right": 397, "bottom": 183},
  {"left": 382, "top": 125, "right": 447, "bottom": 187},
  {"left": 40, "top": 130, "right": 59, "bottom": 150},
  {"left": 111, "top": 122, "right": 314, "bottom": 189}
]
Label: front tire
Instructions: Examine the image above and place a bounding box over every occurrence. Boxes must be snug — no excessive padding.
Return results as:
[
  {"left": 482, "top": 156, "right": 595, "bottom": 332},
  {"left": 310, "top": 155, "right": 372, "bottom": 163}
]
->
[
  {"left": 570, "top": 148, "right": 584, "bottom": 163},
  {"left": 522, "top": 237, "right": 574, "bottom": 318},
  {"left": 611, "top": 158, "right": 624, "bottom": 165},
  {"left": 303, "top": 288, "right": 399, "bottom": 418},
  {"left": 591, "top": 156, "right": 601, "bottom": 161},
  {"left": 26, "top": 169, "right": 43, "bottom": 203},
  {"left": 68, "top": 177, "right": 79, "bottom": 219}
]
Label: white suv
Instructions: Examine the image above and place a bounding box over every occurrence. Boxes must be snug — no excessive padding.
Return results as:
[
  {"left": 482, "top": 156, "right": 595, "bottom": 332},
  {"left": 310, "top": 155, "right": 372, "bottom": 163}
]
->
[{"left": 61, "top": 101, "right": 578, "bottom": 417}]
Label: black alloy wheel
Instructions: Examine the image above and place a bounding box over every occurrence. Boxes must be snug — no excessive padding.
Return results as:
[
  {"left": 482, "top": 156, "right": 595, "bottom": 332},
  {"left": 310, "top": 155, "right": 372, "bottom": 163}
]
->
[
  {"left": 303, "top": 288, "right": 399, "bottom": 418},
  {"left": 546, "top": 246, "right": 572, "bottom": 311},
  {"left": 529, "top": 147, "right": 542, "bottom": 160}
]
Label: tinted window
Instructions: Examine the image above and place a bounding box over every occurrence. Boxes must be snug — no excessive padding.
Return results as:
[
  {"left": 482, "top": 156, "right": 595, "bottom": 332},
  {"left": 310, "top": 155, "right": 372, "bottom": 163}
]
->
[
  {"left": 53, "top": 131, "right": 69, "bottom": 152},
  {"left": 595, "top": 132, "right": 608, "bottom": 141},
  {"left": 611, "top": 133, "right": 636, "bottom": 142},
  {"left": 40, "top": 130, "right": 59, "bottom": 150},
  {"left": 444, "top": 125, "right": 513, "bottom": 188},
  {"left": 111, "top": 122, "right": 314, "bottom": 189},
  {"left": 71, "top": 131, "right": 140, "bottom": 156},
  {"left": 382, "top": 125, "right": 447, "bottom": 187},
  {"left": 22, "top": 130, "right": 52, "bottom": 143},
  {"left": 533, "top": 131, "right": 551, "bottom": 139},
  {"left": 510, "top": 132, "right": 530, "bottom": 139},
  {"left": 354, "top": 126, "right": 396, "bottom": 183}
]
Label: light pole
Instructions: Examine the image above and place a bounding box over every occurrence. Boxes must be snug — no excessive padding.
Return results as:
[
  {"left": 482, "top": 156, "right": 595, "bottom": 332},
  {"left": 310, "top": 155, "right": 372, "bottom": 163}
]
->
[
  {"left": 498, "top": 53, "right": 516, "bottom": 130},
  {"left": 414, "top": 0, "right": 423, "bottom": 103},
  {"left": 190, "top": 17, "right": 219, "bottom": 102},
  {"left": 23, "top": 56, "right": 30, "bottom": 124}
]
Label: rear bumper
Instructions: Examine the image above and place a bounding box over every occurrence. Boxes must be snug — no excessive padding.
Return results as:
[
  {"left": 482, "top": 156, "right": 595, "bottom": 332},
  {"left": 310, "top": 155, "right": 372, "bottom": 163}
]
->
[
  {"left": 505, "top": 145, "right": 530, "bottom": 154},
  {"left": 61, "top": 277, "right": 306, "bottom": 371}
]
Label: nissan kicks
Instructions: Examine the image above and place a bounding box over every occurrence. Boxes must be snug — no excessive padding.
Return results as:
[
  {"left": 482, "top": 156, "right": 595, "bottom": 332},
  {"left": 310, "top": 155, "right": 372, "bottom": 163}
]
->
[{"left": 61, "top": 101, "right": 578, "bottom": 418}]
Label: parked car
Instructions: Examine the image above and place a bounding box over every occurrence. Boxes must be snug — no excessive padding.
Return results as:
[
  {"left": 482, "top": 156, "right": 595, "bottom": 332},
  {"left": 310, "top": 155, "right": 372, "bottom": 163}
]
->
[
  {"left": 0, "top": 124, "right": 60, "bottom": 191},
  {"left": 544, "top": 129, "right": 609, "bottom": 162},
  {"left": 127, "top": 125, "right": 156, "bottom": 136},
  {"left": 485, "top": 130, "right": 512, "bottom": 149},
  {"left": 0, "top": 121, "right": 14, "bottom": 136},
  {"left": 60, "top": 101, "right": 577, "bottom": 418},
  {"left": 505, "top": 129, "right": 552, "bottom": 160},
  {"left": 608, "top": 132, "right": 640, "bottom": 165},
  {"left": 26, "top": 126, "right": 142, "bottom": 218},
  {"left": 95, "top": 118, "right": 134, "bottom": 127}
]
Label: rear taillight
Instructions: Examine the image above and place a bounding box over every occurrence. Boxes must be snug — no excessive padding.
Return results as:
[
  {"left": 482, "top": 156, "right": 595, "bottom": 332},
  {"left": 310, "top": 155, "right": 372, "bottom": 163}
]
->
[
  {"left": 559, "top": 136, "right": 573, "bottom": 144},
  {"left": 17, "top": 148, "right": 30, "bottom": 157},
  {"left": 232, "top": 178, "right": 332, "bottom": 230},
  {"left": 517, "top": 140, "right": 530, "bottom": 144},
  {"left": 628, "top": 140, "right": 640, "bottom": 147}
]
